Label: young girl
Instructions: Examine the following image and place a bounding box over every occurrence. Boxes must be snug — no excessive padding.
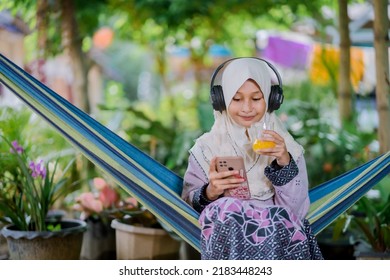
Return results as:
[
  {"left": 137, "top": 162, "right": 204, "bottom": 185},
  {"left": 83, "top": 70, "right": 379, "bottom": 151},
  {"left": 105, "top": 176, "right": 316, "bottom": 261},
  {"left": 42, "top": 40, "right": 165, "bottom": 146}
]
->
[{"left": 182, "top": 57, "right": 323, "bottom": 260}]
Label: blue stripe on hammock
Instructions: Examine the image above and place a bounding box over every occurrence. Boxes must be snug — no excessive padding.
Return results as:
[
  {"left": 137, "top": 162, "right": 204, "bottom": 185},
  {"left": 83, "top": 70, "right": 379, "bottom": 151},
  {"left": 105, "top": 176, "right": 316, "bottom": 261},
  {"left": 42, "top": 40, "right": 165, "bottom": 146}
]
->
[
  {"left": 312, "top": 166, "right": 389, "bottom": 234},
  {"left": 13, "top": 58, "right": 184, "bottom": 194},
  {"left": 309, "top": 156, "right": 380, "bottom": 202},
  {"left": 308, "top": 153, "right": 389, "bottom": 216},
  {"left": 309, "top": 154, "right": 390, "bottom": 233},
  {"left": 3, "top": 80, "right": 202, "bottom": 249},
  {"left": 0, "top": 53, "right": 389, "bottom": 249},
  {"left": 0, "top": 54, "right": 189, "bottom": 206},
  {"left": 0, "top": 54, "right": 201, "bottom": 249}
]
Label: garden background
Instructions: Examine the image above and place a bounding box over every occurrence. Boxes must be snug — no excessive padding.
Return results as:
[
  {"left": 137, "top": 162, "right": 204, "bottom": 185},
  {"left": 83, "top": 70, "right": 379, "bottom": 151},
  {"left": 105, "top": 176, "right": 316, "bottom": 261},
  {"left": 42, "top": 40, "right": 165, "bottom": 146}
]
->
[{"left": 0, "top": 0, "right": 389, "bottom": 260}]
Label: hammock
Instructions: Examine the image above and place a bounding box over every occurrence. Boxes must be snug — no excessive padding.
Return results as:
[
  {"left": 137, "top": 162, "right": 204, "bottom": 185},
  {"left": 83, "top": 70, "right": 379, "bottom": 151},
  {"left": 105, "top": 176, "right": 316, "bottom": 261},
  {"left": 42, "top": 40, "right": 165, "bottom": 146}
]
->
[{"left": 0, "top": 53, "right": 389, "bottom": 252}]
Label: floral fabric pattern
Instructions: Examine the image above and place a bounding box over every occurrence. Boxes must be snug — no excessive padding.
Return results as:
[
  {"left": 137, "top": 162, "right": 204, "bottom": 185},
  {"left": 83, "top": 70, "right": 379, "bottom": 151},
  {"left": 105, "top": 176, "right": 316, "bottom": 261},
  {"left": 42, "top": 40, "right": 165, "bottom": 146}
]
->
[{"left": 199, "top": 197, "right": 323, "bottom": 260}]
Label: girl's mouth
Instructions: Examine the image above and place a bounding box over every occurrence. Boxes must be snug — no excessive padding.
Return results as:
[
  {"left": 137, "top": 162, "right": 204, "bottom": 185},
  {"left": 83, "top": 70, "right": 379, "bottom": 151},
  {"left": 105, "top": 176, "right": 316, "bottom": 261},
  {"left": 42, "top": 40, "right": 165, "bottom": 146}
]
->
[{"left": 240, "top": 116, "right": 255, "bottom": 121}]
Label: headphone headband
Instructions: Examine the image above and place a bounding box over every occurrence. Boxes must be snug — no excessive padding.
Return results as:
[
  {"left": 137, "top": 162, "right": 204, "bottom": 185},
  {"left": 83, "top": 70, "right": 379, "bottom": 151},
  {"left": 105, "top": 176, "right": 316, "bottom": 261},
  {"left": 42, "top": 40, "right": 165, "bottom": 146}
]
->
[{"left": 210, "top": 57, "right": 283, "bottom": 90}]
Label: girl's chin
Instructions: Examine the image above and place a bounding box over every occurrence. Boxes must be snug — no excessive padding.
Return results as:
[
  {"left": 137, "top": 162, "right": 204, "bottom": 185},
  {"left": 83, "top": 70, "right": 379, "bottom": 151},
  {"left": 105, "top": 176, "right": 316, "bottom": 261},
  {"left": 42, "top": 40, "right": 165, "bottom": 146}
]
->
[{"left": 238, "top": 119, "right": 256, "bottom": 127}]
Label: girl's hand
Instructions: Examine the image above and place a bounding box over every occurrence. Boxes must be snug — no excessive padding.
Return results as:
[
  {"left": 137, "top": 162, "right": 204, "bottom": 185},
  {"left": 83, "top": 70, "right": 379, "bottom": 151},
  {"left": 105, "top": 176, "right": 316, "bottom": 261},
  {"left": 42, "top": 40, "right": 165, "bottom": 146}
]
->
[
  {"left": 255, "top": 130, "right": 290, "bottom": 166},
  {"left": 206, "top": 157, "right": 246, "bottom": 200}
]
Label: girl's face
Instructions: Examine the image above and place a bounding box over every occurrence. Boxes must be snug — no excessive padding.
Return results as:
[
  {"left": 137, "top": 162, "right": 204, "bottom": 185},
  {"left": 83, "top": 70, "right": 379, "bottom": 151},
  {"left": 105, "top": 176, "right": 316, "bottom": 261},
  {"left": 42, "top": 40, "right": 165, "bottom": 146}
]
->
[{"left": 227, "top": 79, "right": 266, "bottom": 128}]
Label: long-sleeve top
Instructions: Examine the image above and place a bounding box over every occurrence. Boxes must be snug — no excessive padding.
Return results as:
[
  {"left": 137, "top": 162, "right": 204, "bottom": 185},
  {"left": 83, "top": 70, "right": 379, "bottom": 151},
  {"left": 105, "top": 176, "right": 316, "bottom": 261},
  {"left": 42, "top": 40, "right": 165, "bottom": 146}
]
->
[{"left": 182, "top": 154, "right": 310, "bottom": 220}]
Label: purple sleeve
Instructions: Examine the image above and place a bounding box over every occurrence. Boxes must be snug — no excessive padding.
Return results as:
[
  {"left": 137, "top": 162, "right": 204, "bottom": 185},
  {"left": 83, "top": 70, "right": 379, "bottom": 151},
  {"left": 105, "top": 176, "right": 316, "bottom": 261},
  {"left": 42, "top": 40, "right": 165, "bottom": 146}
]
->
[
  {"left": 181, "top": 154, "right": 209, "bottom": 207},
  {"left": 182, "top": 153, "right": 310, "bottom": 219},
  {"left": 272, "top": 155, "right": 310, "bottom": 219}
]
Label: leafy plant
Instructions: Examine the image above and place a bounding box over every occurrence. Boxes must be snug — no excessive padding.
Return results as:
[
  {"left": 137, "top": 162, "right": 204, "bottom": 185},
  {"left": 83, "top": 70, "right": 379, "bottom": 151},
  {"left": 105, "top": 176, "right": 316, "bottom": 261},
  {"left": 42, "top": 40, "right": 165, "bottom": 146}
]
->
[
  {"left": 280, "top": 82, "right": 377, "bottom": 188},
  {"left": 350, "top": 178, "right": 390, "bottom": 253},
  {"left": 118, "top": 209, "right": 161, "bottom": 229},
  {"left": 352, "top": 195, "right": 390, "bottom": 253},
  {"left": 327, "top": 177, "right": 390, "bottom": 254},
  {"left": 0, "top": 135, "right": 80, "bottom": 231}
]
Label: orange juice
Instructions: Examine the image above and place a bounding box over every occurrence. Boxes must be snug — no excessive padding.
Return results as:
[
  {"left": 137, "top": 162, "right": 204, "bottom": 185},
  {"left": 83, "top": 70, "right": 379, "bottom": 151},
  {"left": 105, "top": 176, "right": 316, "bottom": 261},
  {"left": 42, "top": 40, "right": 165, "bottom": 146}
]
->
[{"left": 252, "top": 139, "right": 276, "bottom": 151}]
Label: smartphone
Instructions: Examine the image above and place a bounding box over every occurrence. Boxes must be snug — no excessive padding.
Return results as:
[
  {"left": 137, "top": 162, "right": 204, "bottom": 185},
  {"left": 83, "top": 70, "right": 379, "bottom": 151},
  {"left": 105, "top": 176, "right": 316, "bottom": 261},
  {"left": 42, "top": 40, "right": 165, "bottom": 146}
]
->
[{"left": 215, "top": 156, "right": 251, "bottom": 199}]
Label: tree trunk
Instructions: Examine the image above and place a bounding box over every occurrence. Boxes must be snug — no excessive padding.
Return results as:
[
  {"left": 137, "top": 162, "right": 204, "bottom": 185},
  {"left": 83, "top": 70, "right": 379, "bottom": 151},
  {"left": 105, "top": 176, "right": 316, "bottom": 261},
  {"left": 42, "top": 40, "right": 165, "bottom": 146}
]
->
[
  {"left": 59, "top": 0, "right": 93, "bottom": 183},
  {"left": 373, "top": 0, "right": 390, "bottom": 153},
  {"left": 36, "top": 0, "right": 49, "bottom": 59},
  {"left": 60, "top": 0, "right": 90, "bottom": 114},
  {"left": 337, "top": 0, "right": 353, "bottom": 125}
]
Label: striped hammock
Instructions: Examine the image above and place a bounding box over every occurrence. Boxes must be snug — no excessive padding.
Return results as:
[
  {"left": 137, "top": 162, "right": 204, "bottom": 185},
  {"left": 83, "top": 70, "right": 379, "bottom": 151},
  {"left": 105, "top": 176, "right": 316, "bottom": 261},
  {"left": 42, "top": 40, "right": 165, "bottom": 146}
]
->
[{"left": 0, "top": 53, "right": 389, "bottom": 251}]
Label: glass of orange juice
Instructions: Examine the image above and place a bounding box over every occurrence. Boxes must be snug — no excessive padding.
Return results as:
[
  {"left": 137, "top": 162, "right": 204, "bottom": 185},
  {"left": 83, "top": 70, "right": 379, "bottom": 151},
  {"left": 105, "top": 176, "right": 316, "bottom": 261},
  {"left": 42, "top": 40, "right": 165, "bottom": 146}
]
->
[{"left": 252, "top": 118, "right": 275, "bottom": 153}]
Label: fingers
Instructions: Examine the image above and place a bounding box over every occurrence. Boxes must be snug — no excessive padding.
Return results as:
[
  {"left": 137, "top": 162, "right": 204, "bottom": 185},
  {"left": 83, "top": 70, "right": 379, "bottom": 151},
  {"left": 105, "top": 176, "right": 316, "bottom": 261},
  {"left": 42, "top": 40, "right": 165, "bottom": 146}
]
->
[
  {"left": 208, "top": 157, "right": 247, "bottom": 199},
  {"left": 209, "top": 176, "right": 246, "bottom": 200},
  {"left": 209, "top": 157, "right": 217, "bottom": 173},
  {"left": 210, "top": 157, "right": 243, "bottom": 180},
  {"left": 211, "top": 170, "right": 245, "bottom": 186},
  {"left": 263, "top": 130, "right": 283, "bottom": 144},
  {"left": 259, "top": 130, "right": 285, "bottom": 150},
  {"left": 256, "top": 131, "right": 289, "bottom": 164},
  {"left": 215, "top": 176, "right": 246, "bottom": 186}
]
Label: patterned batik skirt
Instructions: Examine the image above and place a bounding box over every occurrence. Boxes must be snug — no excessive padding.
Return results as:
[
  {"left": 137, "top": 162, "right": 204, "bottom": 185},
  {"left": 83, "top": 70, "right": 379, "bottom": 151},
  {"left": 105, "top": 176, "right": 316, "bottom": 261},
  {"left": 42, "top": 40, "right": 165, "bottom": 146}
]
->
[{"left": 199, "top": 197, "right": 323, "bottom": 260}]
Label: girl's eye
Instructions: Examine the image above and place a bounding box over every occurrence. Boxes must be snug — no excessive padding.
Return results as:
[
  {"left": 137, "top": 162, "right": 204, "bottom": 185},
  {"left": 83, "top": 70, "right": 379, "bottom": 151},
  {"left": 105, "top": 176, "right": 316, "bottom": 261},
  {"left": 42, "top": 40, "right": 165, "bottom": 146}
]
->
[
  {"left": 232, "top": 98, "right": 241, "bottom": 101},
  {"left": 253, "top": 97, "right": 263, "bottom": 101}
]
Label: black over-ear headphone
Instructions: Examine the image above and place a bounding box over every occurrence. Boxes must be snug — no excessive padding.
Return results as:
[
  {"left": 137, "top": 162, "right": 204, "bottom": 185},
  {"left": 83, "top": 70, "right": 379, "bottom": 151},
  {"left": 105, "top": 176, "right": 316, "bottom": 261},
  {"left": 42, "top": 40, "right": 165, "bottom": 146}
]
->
[{"left": 210, "top": 57, "right": 284, "bottom": 113}]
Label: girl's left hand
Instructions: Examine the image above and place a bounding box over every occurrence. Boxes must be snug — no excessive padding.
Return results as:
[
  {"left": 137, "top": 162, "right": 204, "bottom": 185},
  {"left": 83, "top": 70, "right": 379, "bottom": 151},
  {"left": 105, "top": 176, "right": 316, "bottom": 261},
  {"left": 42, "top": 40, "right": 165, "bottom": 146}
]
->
[{"left": 254, "top": 130, "right": 290, "bottom": 166}]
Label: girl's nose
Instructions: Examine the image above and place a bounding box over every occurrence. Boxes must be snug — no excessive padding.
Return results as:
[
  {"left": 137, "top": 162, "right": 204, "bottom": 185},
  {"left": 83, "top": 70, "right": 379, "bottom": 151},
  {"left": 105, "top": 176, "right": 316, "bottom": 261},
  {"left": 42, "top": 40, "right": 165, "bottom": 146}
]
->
[{"left": 241, "top": 100, "right": 252, "bottom": 112}]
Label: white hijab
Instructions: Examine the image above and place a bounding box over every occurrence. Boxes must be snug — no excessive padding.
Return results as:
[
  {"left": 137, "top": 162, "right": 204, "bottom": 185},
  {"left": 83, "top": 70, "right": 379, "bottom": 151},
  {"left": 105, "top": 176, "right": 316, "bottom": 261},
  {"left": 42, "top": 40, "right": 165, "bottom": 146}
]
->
[{"left": 190, "top": 58, "right": 303, "bottom": 200}]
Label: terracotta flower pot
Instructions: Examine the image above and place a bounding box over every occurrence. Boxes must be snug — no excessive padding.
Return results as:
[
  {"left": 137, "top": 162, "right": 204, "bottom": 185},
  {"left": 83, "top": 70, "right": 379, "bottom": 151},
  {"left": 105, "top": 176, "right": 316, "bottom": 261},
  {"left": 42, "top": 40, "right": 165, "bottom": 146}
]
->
[{"left": 1, "top": 219, "right": 87, "bottom": 260}]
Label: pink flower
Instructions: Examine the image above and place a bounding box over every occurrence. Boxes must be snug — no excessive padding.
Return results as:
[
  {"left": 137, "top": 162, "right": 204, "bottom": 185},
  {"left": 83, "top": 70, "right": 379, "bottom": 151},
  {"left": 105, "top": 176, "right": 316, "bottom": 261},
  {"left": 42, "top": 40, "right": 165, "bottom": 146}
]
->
[
  {"left": 99, "top": 185, "right": 120, "bottom": 208},
  {"left": 73, "top": 177, "right": 138, "bottom": 220},
  {"left": 93, "top": 177, "right": 108, "bottom": 191},
  {"left": 123, "top": 197, "right": 139, "bottom": 209},
  {"left": 93, "top": 177, "right": 120, "bottom": 208},
  {"left": 75, "top": 192, "right": 103, "bottom": 214}
]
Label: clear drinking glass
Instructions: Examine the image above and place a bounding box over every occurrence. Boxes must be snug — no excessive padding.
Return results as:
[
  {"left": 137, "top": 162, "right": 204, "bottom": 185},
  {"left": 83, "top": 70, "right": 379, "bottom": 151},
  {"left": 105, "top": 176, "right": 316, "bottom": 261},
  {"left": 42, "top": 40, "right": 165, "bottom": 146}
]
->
[{"left": 252, "top": 115, "right": 275, "bottom": 153}]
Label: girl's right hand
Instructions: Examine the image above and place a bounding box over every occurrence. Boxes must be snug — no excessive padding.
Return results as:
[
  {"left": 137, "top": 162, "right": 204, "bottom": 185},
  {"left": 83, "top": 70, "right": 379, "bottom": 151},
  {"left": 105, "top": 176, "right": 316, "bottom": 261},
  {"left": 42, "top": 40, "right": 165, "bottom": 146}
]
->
[{"left": 205, "top": 157, "right": 246, "bottom": 200}]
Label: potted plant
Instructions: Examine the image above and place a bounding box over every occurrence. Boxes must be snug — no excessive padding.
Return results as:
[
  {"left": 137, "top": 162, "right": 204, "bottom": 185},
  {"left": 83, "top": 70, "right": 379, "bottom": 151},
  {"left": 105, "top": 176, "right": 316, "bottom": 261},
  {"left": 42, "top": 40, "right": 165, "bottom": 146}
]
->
[
  {"left": 327, "top": 181, "right": 390, "bottom": 260},
  {"left": 72, "top": 177, "right": 134, "bottom": 260},
  {"left": 0, "top": 136, "right": 86, "bottom": 260},
  {"left": 351, "top": 188, "right": 390, "bottom": 259},
  {"left": 316, "top": 214, "right": 357, "bottom": 260},
  {"left": 72, "top": 176, "right": 180, "bottom": 260},
  {"left": 110, "top": 207, "right": 182, "bottom": 260}
]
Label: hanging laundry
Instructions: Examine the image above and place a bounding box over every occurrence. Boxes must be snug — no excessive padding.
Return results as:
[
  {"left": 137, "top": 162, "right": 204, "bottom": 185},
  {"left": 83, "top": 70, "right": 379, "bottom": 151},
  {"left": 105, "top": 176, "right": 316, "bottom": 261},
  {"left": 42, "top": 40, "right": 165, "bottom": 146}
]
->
[{"left": 262, "top": 34, "right": 313, "bottom": 70}]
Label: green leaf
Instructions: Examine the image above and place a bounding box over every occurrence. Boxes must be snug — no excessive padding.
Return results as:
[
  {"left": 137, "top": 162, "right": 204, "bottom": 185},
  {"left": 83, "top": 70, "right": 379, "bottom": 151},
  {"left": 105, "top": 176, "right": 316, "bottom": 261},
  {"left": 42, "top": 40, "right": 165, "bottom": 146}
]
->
[{"left": 47, "top": 223, "right": 61, "bottom": 232}]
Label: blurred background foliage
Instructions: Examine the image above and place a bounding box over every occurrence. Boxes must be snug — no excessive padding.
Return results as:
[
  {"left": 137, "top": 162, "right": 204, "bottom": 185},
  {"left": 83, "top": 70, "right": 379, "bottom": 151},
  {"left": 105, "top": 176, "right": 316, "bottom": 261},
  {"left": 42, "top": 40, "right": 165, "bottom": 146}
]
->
[
  {"left": 0, "top": 0, "right": 384, "bottom": 200},
  {"left": 0, "top": 0, "right": 388, "bottom": 256}
]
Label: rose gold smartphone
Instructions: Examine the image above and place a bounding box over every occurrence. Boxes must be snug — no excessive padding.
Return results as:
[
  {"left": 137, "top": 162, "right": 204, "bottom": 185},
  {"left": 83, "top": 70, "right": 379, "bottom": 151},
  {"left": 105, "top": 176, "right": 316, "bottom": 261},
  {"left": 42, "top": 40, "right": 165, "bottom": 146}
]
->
[{"left": 216, "top": 156, "right": 251, "bottom": 199}]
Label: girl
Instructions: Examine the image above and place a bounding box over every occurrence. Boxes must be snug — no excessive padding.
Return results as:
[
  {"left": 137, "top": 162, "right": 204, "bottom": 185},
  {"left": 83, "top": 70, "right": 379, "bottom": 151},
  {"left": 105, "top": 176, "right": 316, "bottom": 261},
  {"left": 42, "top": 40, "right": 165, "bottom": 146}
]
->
[{"left": 182, "top": 57, "right": 323, "bottom": 260}]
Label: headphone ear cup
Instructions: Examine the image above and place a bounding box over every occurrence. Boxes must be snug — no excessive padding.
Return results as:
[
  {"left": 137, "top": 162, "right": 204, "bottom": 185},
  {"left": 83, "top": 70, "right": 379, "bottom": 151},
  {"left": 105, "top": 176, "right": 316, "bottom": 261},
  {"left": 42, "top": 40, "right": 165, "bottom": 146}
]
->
[
  {"left": 268, "top": 85, "right": 284, "bottom": 113},
  {"left": 210, "top": 85, "right": 226, "bottom": 113}
]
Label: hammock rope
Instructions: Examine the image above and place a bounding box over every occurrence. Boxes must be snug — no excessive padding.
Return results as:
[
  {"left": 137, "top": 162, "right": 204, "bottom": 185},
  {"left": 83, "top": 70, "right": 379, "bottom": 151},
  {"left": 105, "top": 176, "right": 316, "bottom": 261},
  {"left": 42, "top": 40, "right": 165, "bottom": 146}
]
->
[{"left": 0, "top": 53, "right": 389, "bottom": 252}]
